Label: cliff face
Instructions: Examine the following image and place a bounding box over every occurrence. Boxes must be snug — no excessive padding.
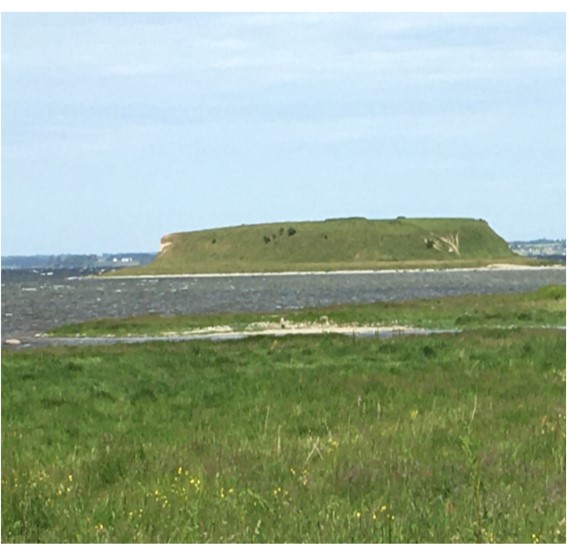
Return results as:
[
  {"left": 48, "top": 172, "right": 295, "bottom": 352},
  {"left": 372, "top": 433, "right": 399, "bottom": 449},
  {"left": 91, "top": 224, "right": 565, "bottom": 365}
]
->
[
  {"left": 159, "top": 235, "right": 174, "bottom": 254},
  {"left": 123, "top": 217, "right": 522, "bottom": 275}
]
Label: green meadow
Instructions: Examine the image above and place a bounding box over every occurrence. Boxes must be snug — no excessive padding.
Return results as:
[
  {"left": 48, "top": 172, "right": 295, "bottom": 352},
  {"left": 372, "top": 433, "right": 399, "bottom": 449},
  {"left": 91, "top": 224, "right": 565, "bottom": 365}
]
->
[{"left": 2, "top": 287, "right": 566, "bottom": 543}]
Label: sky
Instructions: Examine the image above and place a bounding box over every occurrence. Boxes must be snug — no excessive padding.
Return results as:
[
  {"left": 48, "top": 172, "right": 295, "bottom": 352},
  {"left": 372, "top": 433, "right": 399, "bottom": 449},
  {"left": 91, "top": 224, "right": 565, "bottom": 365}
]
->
[{"left": 1, "top": 10, "right": 566, "bottom": 255}]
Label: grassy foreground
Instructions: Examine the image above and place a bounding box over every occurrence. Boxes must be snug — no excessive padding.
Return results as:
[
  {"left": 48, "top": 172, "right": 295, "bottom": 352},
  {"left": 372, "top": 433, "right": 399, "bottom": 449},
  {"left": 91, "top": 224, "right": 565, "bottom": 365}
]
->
[
  {"left": 49, "top": 284, "right": 566, "bottom": 337},
  {"left": 2, "top": 292, "right": 566, "bottom": 543},
  {"left": 114, "top": 217, "right": 524, "bottom": 275}
]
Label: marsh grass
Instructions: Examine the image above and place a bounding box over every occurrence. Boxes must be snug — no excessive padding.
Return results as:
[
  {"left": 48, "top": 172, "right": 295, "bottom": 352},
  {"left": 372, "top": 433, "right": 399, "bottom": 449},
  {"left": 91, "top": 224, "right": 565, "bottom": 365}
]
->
[
  {"left": 49, "top": 285, "right": 566, "bottom": 337},
  {"left": 2, "top": 328, "right": 565, "bottom": 543}
]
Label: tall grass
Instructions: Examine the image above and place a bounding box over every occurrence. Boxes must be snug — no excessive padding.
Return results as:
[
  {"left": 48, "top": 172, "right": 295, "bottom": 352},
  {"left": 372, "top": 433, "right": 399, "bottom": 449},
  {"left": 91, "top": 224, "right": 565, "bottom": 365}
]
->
[{"left": 2, "top": 329, "right": 565, "bottom": 543}]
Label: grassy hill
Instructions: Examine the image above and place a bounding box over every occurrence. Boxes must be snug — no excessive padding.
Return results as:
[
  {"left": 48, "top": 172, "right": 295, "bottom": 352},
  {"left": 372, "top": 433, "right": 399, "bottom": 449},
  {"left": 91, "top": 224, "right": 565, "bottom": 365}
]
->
[{"left": 117, "top": 217, "right": 527, "bottom": 275}]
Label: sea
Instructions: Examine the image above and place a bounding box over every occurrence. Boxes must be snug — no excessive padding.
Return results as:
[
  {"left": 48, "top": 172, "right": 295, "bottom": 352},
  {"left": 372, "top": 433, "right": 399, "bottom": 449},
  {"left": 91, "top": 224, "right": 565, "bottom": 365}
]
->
[{"left": 1, "top": 266, "right": 565, "bottom": 342}]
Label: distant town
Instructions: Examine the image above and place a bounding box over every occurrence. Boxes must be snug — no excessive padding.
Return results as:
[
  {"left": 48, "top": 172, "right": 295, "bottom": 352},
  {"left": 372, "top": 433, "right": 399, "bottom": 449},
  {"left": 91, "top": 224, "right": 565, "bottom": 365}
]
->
[
  {"left": 1, "top": 252, "right": 157, "bottom": 270},
  {"left": 1, "top": 239, "right": 565, "bottom": 270},
  {"left": 508, "top": 239, "right": 566, "bottom": 262}
]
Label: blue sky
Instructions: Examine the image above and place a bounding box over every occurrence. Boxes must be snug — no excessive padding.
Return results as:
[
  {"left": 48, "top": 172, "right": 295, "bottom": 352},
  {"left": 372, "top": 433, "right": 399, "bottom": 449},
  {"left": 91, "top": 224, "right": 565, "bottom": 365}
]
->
[{"left": 1, "top": 12, "right": 565, "bottom": 255}]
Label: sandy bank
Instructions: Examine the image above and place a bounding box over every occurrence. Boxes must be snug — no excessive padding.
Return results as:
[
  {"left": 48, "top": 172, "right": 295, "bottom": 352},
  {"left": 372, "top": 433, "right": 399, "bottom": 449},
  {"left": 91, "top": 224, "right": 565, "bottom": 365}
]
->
[
  {"left": 9, "top": 324, "right": 451, "bottom": 349},
  {"left": 87, "top": 264, "right": 564, "bottom": 280},
  {"left": 160, "top": 321, "right": 429, "bottom": 339}
]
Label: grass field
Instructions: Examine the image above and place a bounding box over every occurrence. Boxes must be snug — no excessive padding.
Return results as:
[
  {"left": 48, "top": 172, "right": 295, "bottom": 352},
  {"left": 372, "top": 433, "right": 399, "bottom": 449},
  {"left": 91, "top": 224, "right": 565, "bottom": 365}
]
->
[
  {"left": 114, "top": 217, "right": 526, "bottom": 275},
  {"left": 2, "top": 287, "right": 565, "bottom": 543}
]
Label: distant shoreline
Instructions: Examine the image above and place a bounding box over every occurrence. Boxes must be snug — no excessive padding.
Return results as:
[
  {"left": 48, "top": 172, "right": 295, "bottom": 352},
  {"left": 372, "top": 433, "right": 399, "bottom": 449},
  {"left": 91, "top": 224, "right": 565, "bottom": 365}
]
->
[{"left": 88, "top": 264, "right": 565, "bottom": 280}]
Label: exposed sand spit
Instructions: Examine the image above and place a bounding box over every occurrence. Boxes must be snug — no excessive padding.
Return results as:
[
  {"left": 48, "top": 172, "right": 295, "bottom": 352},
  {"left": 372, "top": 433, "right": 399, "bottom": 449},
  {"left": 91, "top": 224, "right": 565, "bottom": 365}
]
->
[{"left": 160, "top": 320, "right": 428, "bottom": 339}]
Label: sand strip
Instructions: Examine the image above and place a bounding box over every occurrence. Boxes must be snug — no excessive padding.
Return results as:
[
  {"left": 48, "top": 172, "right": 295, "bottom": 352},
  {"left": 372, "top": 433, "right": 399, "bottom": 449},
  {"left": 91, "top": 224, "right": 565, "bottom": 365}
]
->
[{"left": 84, "top": 264, "right": 565, "bottom": 280}]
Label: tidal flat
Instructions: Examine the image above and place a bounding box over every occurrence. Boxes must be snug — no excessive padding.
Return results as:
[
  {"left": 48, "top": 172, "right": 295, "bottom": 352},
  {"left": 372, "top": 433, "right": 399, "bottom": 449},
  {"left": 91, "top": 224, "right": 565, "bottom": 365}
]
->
[
  {"left": 2, "top": 266, "right": 565, "bottom": 340},
  {"left": 1, "top": 287, "right": 565, "bottom": 543}
]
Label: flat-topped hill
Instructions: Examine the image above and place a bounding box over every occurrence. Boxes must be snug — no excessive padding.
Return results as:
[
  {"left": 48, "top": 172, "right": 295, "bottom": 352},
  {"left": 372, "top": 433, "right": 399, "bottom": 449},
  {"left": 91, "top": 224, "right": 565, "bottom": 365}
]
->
[{"left": 116, "top": 217, "right": 526, "bottom": 275}]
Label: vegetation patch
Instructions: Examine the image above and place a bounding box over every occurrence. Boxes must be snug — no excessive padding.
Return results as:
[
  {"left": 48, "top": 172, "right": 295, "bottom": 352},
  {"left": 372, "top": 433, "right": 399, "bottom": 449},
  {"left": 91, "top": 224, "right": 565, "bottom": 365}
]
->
[{"left": 2, "top": 327, "right": 565, "bottom": 543}]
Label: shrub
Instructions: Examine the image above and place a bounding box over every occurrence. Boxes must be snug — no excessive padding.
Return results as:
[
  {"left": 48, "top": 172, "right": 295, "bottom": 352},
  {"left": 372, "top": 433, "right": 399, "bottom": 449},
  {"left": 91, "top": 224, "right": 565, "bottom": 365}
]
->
[
  {"left": 529, "top": 285, "right": 566, "bottom": 300},
  {"left": 287, "top": 227, "right": 297, "bottom": 237},
  {"left": 263, "top": 235, "right": 271, "bottom": 244}
]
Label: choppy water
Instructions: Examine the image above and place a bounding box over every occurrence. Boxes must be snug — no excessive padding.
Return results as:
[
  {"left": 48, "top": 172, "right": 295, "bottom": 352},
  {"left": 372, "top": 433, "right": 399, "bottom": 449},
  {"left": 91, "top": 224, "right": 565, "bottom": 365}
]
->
[{"left": 1, "top": 267, "right": 565, "bottom": 340}]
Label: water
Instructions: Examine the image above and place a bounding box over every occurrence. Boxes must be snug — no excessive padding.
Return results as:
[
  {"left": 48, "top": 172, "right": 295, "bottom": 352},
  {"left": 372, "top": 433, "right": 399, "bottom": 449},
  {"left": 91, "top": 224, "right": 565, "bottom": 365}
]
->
[{"left": 1, "top": 267, "right": 565, "bottom": 341}]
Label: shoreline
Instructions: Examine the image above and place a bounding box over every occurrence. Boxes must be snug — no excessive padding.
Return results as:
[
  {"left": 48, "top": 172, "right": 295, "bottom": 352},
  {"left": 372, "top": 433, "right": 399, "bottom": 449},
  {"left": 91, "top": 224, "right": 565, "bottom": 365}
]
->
[
  {"left": 6, "top": 323, "right": 566, "bottom": 349},
  {"left": 5, "top": 325, "right": 455, "bottom": 348},
  {"left": 87, "top": 264, "right": 565, "bottom": 280}
]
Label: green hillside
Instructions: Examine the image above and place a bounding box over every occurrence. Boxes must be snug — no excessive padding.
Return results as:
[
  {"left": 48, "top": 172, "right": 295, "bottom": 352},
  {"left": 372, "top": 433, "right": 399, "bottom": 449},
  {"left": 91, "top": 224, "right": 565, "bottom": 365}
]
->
[{"left": 117, "top": 217, "right": 526, "bottom": 275}]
